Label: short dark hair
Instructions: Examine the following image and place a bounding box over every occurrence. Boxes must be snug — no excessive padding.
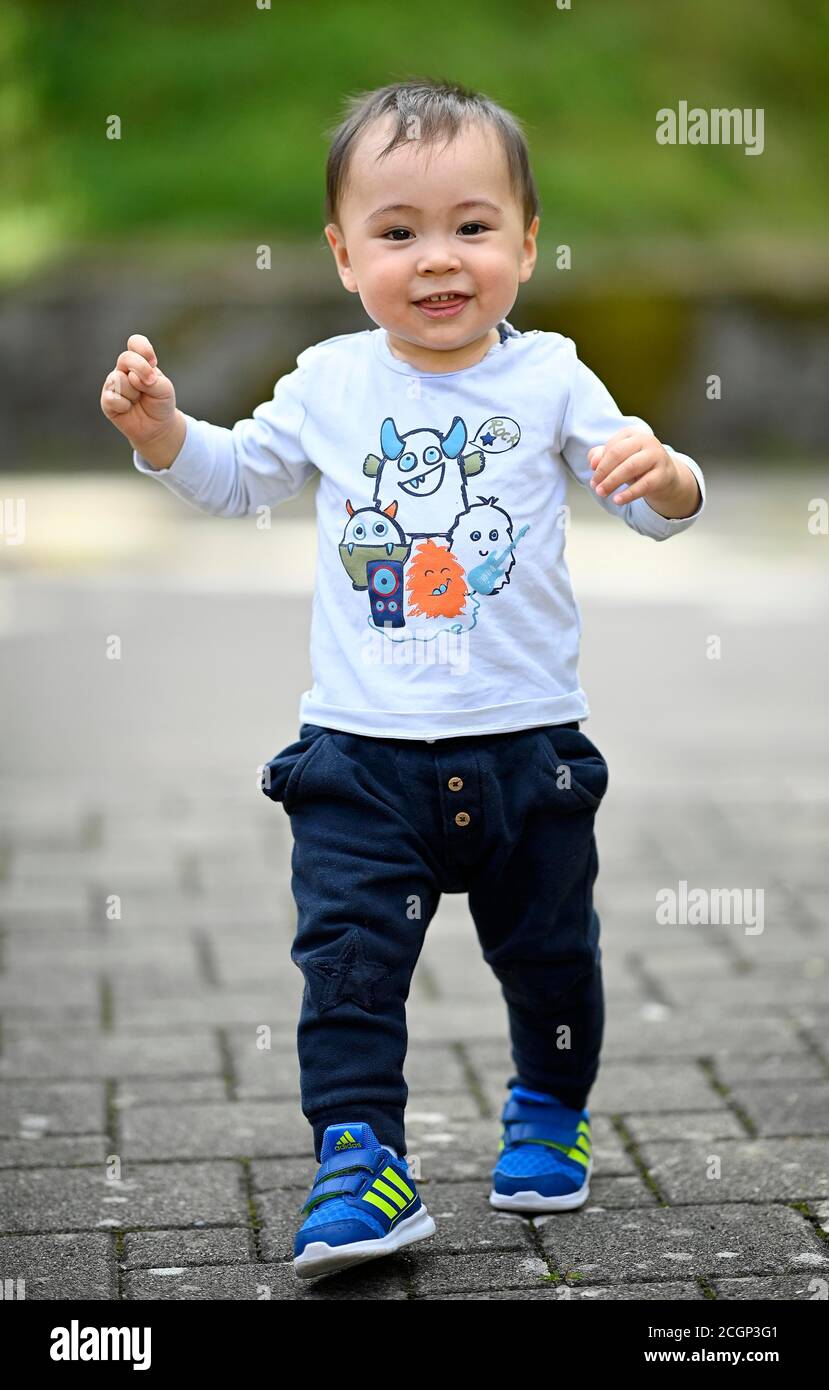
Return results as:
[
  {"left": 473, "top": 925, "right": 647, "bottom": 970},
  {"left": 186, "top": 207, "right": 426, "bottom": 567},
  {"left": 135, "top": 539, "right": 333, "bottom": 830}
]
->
[{"left": 324, "top": 77, "right": 541, "bottom": 233}]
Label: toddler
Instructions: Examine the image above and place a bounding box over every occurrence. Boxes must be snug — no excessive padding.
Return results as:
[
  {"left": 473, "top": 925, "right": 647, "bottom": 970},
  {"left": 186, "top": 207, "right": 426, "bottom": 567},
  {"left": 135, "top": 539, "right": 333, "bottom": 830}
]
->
[{"left": 100, "top": 78, "right": 705, "bottom": 1282}]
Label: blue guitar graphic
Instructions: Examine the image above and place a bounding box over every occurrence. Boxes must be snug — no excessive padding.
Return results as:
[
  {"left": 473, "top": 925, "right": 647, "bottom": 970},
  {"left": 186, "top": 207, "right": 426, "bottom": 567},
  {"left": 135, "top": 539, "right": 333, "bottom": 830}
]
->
[{"left": 467, "top": 524, "right": 530, "bottom": 595}]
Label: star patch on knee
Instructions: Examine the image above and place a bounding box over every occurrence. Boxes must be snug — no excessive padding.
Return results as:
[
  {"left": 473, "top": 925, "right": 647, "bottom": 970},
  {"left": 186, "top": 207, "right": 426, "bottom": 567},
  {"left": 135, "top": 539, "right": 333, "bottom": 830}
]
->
[{"left": 301, "top": 928, "right": 391, "bottom": 1013}]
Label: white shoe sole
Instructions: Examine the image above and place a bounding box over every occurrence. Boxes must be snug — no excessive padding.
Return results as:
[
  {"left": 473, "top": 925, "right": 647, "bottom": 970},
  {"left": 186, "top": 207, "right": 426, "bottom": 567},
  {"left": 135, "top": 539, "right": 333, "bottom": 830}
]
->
[
  {"left": 489, "top": 1157, "right": 593, "bottom": 1213},
  {"left": 294, "top": 1204, "right": 436, "bottom": 1280}
]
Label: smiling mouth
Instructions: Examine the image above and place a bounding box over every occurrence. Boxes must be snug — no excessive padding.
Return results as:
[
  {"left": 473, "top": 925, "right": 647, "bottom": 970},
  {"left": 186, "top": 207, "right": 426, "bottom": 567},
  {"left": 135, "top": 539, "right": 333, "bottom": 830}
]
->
[
  {"left": 399, "top": 461, "right": 445, "bottom": 496},
  {"left": 431, "top": 578, "right": 452, "bottom": 596},
  {"left": 414, "top": 293, "right": 470, "bottom": 303}
]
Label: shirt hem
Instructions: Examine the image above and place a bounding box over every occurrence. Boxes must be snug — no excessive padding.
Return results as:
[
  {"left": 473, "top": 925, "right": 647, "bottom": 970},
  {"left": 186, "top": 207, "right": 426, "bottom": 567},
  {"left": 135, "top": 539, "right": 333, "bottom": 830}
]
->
[{"left": 297, "top": 693, "right": 591, "bottom": 741}]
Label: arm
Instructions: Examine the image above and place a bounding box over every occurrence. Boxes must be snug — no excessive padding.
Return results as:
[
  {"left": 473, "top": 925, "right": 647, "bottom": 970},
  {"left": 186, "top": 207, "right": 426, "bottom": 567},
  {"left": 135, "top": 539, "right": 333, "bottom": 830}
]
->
[
  {"left": 101, "top": 333, "right": 317, "bottom": 516},
  {"left": 132, "top": 367, "right": 317, "bottom": 517},
  {"left": 559, "top": 342, "right": 706, "bottom": 541}
]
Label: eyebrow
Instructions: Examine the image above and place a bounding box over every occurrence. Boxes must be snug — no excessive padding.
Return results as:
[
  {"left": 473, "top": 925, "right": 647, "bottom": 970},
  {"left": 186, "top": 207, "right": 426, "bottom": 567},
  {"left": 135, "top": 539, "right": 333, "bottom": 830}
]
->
[{"left": 364, "top": 198, "right": 503, "bottom": 224}]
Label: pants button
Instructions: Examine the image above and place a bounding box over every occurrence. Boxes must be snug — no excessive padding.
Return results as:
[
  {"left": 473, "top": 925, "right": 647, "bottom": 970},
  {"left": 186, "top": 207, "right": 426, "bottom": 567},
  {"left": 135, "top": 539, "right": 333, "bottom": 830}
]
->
[
  {"left": 454, "top": 811, "right": 471, "bottom": 827},
  {"left": 447, "top": 776, "right": 464, "bottom": 791}
]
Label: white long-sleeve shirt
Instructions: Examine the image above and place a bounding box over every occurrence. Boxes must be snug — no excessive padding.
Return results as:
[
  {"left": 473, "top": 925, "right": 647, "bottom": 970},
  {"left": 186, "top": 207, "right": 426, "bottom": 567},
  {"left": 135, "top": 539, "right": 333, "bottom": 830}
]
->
[{"left": 133, "top": 320, "right": 706, "bottom": 740}]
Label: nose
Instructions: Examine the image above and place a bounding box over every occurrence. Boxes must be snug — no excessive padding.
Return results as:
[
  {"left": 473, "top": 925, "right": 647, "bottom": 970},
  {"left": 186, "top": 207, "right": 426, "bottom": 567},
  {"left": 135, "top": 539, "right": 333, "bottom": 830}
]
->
[{"left": 416, "top": 236, "right": 462, "bottom": 277}]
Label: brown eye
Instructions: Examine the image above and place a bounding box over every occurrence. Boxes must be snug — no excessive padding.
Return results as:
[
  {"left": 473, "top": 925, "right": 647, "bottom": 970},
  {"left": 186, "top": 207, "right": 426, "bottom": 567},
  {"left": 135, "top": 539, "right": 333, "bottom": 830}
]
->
[
  {"left": 440, "top": 568, "right": 450, "bottom": 574},
  {"left": 424, "top": 569, "right": 433, "bottom": 576}
]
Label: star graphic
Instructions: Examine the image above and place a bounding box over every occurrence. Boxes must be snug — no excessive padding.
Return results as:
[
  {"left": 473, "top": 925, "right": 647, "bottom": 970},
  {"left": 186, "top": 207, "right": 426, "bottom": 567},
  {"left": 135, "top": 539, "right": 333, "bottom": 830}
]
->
[
  {"left": 481, "top": 431, "right": 495, "bottom": 447},
  {"left": 302, "top": 929, "right": 391, "bottom": 1014}
]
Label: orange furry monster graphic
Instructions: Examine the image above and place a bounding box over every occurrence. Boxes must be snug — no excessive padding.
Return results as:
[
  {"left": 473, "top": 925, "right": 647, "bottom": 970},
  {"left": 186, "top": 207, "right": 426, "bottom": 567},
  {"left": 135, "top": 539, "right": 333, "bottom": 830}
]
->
[{"left": 406, "top": 539, "right": 467, "bottom": 619}]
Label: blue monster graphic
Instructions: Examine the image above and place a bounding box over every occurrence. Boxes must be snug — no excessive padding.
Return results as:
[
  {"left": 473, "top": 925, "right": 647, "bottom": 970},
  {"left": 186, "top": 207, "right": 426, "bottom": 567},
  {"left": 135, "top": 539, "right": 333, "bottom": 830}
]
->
[{"left": 363, "top": 416, "right": 486, "bottom": 541}]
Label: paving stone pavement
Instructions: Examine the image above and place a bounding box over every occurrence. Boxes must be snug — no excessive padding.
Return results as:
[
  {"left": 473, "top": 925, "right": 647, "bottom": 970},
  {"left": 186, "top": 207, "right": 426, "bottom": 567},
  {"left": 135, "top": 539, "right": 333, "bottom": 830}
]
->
[{"left": 0, "top": 471, "right": 827, "bottom": 1300}]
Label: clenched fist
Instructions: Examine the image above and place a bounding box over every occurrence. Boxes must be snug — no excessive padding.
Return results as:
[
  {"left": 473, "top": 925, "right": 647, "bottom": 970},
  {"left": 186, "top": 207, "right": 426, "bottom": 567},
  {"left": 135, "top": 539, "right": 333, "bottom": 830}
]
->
[
  {"left": 100, "top": 334, "right": 185, "bottom": 470},
  {"left": 588, "top": 428, "right": 702, "bottom": 520}
]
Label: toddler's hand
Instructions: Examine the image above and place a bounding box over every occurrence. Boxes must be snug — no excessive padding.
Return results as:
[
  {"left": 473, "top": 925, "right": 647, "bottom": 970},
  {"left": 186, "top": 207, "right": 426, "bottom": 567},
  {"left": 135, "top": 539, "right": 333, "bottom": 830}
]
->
[
  {"left": 100, "top": 334, "right": 180, "bottom": 457},
  {"left": 587, "top": 429, "right": 678, "bottom": 505}
]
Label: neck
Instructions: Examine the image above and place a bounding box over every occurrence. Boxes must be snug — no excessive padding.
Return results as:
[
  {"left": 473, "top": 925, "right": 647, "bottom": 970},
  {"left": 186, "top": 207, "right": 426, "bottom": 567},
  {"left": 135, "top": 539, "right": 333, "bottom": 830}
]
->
[{"left": 385, "top": 325, "right": 501, "bottom": 373}]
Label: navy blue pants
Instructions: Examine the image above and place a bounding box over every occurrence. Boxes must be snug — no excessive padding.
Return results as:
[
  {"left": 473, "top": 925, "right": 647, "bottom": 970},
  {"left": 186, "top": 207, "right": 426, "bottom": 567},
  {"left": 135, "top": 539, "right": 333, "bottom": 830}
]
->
[{"left": 262, "top": 720, "right": 609, "bottom": 1161}]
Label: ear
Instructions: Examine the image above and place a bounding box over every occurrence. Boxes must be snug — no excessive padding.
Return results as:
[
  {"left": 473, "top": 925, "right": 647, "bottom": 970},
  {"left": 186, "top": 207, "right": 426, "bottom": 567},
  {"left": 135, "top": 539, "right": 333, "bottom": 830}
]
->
[
  {"left": 324, "top": 223, "right": 359, "bottom": 294},
  {"left": 519, "top": 215, "right": 540, "bottom": 283}
]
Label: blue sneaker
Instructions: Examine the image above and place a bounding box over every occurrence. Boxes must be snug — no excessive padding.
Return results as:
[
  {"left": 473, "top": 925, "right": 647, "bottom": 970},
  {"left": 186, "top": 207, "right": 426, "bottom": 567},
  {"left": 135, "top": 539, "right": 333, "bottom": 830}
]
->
[
  {"left": 293, "top": 1122, "right": 436, "bottom": 1279},
  {"left": 489, "top": 1085, "right": 593, "bottom": 1213}
]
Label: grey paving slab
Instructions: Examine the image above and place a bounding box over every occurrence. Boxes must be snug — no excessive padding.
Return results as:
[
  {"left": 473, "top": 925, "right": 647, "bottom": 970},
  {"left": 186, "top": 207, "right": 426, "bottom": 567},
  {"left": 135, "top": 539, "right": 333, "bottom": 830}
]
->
[
  {"left": 114, "top": 989, "right": 299, "bottom": 1031},
  {"left": 226, "top": 1035, "right": 305, "bottom": 1099},
  {"left": 250, "top": 1156, "right": 315, "bottom": 1193},
  {"left": 578, "top": 1177, "right": 660, "bottom": 1208},
  {"left": 0, "top": 1082, "right": 106, "bottom": 1137},
  {"left": 0, "top": 1161, "right": 249, "bottom": 1232},
  {"left": 0, "top": 972, "right": 99, "bottom": 1012},
  {"left": 406, "top": 1001, "right": 510, "bottom": 1042},
  {"left": 547, "top": 1062, "right": 725, "bottom": 1117},
  {"left": 123, "top": 1226, "right": 252, "bottom": 1268},
  {"left": 124, "top": 1263, "right": 279, "bottom": 1300},
  {"left": 424, "top": 1280, "right": 705, "bottom": 1300},
  {"left": 127, "top": 1260, "right": 410, "bottom": 1299},
  {"left": 716, "top": 1053, "right": 828, "bottom": 1084},
  {"left": 119, "top": 1099, "right": 312, "bottom": 1161},
  {"left": 115, "top": 1077, "right": 229, "bottom": 1108},
  {"left": 727, "top": 1081, "right": 829, "bottom": 1136},
  {"left": 640, "top": 1139, "right": 829, "bottom": 1203},
  {"left": 0, "top": 909, "right": 88, "bottom": 931},
  {"left": 625, "top": 1111, "right": 747, "bottom": 1144},
  {"left": 658, "top": 975, "right": 829, "bottom": 1010},
  {"left": 603, "top": 1010, "right": 803, "bottom": 1059},
  {"left": 0, "top": 1032, "right": 224, "bottom": 1080},
  {"left": 0, "top": 1232, "right": 116, "bottom": 1299},
  {"left": 408, "top": 1250, "right": 552, "bottom": 1297},
  {"left": 534, "top": 1204, "right": 829, "bottom": 1283},
  {"left": 0, "top": 884, "right": 89, "bottom": 914},
  {"left": 0, "top": 1136, "right": 109, "bottom": 1168},
  {"left": 713, "top": 1275, "right": 829, "bottom": 1300}
]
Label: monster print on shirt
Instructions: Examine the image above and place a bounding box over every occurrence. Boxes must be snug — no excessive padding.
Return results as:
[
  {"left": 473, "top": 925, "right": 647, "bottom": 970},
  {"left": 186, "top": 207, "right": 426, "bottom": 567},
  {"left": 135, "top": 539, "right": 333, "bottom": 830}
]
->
[{"left": 336, "top": 411, "right": 529, "bottom": 642}]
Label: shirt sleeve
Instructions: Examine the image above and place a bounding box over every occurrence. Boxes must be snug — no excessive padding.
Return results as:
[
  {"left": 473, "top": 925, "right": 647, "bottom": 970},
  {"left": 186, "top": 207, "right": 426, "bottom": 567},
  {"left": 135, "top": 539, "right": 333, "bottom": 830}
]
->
[
  {"left": 132, "top": 363, "right": 317, "bottom": 517},
  {"left": 558, "top": 339, "right": 705, "bottom": 540}
]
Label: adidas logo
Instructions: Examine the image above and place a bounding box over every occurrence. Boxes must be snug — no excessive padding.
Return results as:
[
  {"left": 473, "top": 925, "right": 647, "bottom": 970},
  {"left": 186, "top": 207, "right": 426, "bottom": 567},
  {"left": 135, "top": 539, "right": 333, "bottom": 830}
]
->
[{"left": 334, "top": 1129, "right": 360, "bottom": 1151}]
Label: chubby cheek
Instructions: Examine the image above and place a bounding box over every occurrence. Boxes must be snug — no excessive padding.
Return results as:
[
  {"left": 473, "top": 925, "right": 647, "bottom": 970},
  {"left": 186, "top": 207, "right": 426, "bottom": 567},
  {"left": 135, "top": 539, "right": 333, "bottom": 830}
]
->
[
  {"left": 353, "top": 249, "right": 410, "bottom": 313},
  {"left": 473, "top": 247, "right": 517, "bottom": 299}
]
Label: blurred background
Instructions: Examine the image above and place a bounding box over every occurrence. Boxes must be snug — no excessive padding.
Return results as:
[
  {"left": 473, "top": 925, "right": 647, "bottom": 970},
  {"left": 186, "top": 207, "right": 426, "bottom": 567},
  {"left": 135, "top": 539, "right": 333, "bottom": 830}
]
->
[
  {"left": 1, "top": 0, "right": 827, "bottom": 772},
  {"left": 0, "top": 0, "right": 827, "bottom": 1301},
  {"left": 2, "top": 0, "right": 828, "bottom": 468}
]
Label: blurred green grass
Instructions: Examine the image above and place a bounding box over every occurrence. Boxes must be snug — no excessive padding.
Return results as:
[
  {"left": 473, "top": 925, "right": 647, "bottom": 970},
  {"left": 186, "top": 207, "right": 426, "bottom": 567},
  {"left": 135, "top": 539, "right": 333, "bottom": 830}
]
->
[{"left": 2, "top": 0, "right": 827, "bottom": 279}]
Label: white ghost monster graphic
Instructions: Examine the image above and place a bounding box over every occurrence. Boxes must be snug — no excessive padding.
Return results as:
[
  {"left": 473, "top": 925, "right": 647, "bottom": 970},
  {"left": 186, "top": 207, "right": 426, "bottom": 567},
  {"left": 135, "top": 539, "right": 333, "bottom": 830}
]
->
[
  {"left": 447, "top": 497, "right": 516, "bottom": 595},
  {"left": 363, "top": 416, "right": 485, "bottom": 541}
]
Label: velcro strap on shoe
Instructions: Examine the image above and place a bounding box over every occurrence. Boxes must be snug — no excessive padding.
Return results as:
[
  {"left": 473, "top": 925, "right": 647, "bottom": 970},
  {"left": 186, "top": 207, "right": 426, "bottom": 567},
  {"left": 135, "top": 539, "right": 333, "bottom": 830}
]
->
[
  {"left": 300, "top": 1170, "right": 367, "bottom": 1213},
  {"left": 312, "top": 1149, "right": 376, "bottom": 1186},
  {"left": 501, "top": 1096, "right": 567, "bottom": 1125},
  {"left": 503, "top": 1121, "right": 576, "bottom": 1147}
]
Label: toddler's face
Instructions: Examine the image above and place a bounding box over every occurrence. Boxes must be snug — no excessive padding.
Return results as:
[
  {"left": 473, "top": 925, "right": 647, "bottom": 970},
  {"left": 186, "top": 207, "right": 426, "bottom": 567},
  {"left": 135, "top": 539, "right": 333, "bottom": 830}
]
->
[{"left": 326, "top": 115, "right": 538, "bottom": 371}]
